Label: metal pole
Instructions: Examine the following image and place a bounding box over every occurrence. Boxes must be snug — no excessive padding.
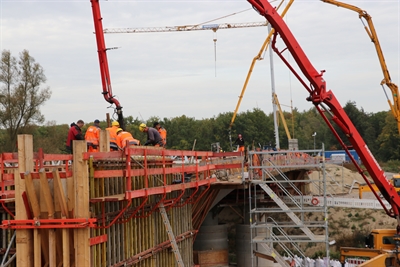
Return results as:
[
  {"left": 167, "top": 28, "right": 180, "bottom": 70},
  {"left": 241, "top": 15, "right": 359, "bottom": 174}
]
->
[
  {"left": 313, "top": 135, "right": 316, "bottom": 151},
  {"left": 269, "top": 23, "right": 280, "bottom": 150},
  {"left": 1, "top": 231, "right": 16, "bottom": 267}
]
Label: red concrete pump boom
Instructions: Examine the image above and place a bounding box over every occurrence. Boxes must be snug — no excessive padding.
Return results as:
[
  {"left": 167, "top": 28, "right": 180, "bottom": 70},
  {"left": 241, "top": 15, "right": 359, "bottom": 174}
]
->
[
  {"left": 90, "top": 0, "right": 125, "bottom": 129},
  {"left": 247, "top": 0, "right": 400, "bottom": 229}
]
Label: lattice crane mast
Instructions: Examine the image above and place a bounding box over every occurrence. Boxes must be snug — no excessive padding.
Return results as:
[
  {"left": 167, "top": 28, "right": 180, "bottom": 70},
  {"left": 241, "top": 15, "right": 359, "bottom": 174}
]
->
[{"left": 103, "top": 21, "right": 268, "bottom": 34}]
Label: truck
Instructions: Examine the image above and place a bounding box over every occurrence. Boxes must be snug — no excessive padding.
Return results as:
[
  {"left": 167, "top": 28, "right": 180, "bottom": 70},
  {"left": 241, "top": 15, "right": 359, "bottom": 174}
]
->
[{"left": 247, "top": 0, "right": 400, "bottom": 266}]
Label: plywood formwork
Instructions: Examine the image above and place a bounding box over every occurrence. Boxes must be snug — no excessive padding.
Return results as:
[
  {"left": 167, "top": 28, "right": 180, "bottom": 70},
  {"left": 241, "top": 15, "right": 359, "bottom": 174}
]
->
[{"left": 0, "top": 134, "right": 242, "bottom": 266}]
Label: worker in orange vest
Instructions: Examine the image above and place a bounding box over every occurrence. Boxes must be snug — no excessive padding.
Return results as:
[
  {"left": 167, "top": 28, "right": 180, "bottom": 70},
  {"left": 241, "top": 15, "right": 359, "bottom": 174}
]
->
[
  {"left": 85, "top": 119, "right": 101, "bottom": 152},
  {"left": 106, "top": 121, "right": 120, "bottom": 151},
  {"left": 252, "top": 147, "right": 262, "bottom": 178},
  {"left": 153, "top": 122, "right": 167, "bottom": 148},
  {"left": 116, "top": 128, "right": 140, "bottom": 149}
]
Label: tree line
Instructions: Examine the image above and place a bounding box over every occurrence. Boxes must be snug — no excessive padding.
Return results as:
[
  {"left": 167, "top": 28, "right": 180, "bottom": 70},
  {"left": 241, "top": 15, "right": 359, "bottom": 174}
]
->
[
  {"left": 0, "top": 103, "right": 398, "bottom": 164},
  {"left": 1, "top": 50, "right": 399, "bottom": 164}
]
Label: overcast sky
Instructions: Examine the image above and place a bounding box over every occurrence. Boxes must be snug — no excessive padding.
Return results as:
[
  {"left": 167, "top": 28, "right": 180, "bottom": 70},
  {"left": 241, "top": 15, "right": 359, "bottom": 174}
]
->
[{"left": 0, "top": 0, "right": 399, "bottom": 125}]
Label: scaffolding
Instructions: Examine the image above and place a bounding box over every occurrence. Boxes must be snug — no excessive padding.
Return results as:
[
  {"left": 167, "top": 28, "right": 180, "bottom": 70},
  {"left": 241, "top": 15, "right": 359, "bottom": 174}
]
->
[{"left": 248, "top": 146, "right": 329, "bottom": 266}]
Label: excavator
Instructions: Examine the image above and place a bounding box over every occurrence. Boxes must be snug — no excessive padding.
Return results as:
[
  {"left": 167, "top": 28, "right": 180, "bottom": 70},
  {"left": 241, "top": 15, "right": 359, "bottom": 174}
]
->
[
  {"left": 90, "top": 0, "right": 125, "bottom": 130},
  {"left": 246, "top": 0, "right": 400, "bottom": 266}
]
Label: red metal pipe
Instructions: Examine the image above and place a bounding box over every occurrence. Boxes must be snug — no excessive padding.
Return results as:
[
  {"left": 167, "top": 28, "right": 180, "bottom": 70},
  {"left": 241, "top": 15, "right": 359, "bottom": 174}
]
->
[
  {"left": 21, "top": 192, "right": 32, "bottom": 220},
  {"left": 0, "top": 201, "right": 14, "bottom": 219}
]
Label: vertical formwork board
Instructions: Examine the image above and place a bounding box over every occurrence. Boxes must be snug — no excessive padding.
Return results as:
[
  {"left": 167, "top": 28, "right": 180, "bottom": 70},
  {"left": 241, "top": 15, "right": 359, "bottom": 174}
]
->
[
  {"left": 88, "top": 149, "right": 198, "bottom": 267},
  {"left": 73, "top": 140, "right": 90, "bottom": 266},
  {"left": 15, "top": 135, "right": 34, "bottom": 266}
]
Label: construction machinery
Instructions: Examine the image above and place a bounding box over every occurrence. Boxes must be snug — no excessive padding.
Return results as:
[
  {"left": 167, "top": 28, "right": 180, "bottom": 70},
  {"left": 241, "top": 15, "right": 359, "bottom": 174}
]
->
[
  {"left": 359, "top": 175, "right": 400, "bottom": 199},
  {"left": 272, "top": 92, "right": 298, "bottom": 150},
  {"left": 322, "top": 0, "right": 400, "bottom": 134},
  {"left": 90, "top": 0, "right": 125, "bottom": 129},
  {"left": 247, "top": 0, "right": 400, "bottom": 265},
  {"left": 228, "top": 0, "right": 294, "bottom": 150},
  {"left": 103, "top": 21, "right": 268, "bottom": 34}
]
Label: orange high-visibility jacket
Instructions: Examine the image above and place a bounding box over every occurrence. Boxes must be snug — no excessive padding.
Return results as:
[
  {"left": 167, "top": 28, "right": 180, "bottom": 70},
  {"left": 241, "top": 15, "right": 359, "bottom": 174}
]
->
[
  {"left": 85, "top": 125, "right": 100, "bottom": 145},
  {"left": 117, "top": 131, "right": 140, "bottom": 149},
  {"left": 158, "top": 128, "right": 167, "bottom": 145},
  {"left": 106, "top": 126, "right": 119, "bottom": 145}
]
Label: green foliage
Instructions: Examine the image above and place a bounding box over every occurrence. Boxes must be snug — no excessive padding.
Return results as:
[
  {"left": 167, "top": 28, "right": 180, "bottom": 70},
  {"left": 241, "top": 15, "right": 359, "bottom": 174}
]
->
[
  {"left": 0, "top": 49, "right": 51, "bottom": 151},
  {"left": 311, "top": 250, "right": 325, "bottom": 259},
  {"left": 2, "top": 97, "right": 400, "bottom": 164},
  {"left": 380, "top": 160, "right": 400, "bottom": 172}
]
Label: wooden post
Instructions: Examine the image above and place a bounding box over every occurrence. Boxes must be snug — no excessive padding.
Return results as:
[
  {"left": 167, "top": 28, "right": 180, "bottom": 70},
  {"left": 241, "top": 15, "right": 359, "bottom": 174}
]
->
[
  {"left": 73, "top": 140, "right": 90, "bottom": 266},
  {"left": 53, "top": 168, "right": 70, "bottom": 267},
  {"left": 25, "top": 172, "right": 42, "bottom": 267},
  {"left": 99, "top": 129, "right": 110, "bottom": 152},
  {"left": 15, "top": 135, "right": 33, "bottom": 267},
  {"left": 39, "top": 169, "right": 57, "bottom": 267}
]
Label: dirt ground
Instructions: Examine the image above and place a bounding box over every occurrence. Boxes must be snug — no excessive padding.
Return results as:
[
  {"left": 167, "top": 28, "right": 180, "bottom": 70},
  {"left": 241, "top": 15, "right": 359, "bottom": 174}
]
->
[
  {"left": 291, "top": 163, "right": 397, "bottom": 256},
  {"left": 307, "top": 163, "right": 371, "bottom": 196}
]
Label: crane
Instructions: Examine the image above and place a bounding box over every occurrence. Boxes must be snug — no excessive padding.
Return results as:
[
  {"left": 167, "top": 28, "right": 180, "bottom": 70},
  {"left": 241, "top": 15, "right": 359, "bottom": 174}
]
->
[
  {"left": 228, "top": 0, "right": 294, "bottom": 150},
  {"left": 273, "top": 93, "right": 295, "bottom": 142},
  {"left": 103, "top": 21, "right": 268, "bottom": 34},
  {"left": 322, "top": 0, "right": 400, "bottom": 134}
]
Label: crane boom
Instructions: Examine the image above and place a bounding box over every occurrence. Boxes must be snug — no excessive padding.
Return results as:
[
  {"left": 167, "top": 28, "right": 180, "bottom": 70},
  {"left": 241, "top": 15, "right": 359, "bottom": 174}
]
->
[
  {"left": 90, "top": 0, "right": 125, "bottom": 129},
  {"left": 103, "top": 21, "right": 267, "bottom": 34},
  {"left": 246, "top": 0, "right": 400, "bottom": 226},
  {"left": 273, "top": 93, "right": 292, "bottom": 140},
  {"left": 228, "top": 0, "right": 293, "bottom": 150},
  {"left": 322, "top": 0, "right": 400, "bottom": 134}
]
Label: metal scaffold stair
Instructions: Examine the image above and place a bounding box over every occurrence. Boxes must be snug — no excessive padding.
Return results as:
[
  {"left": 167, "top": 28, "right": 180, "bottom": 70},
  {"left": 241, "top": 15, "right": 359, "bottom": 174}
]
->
[
  {"left": 159, "top": 203, "right": 184, "bottom": 267},
  {"left": 258, "top": 183, "right": 321, "bottom": 241},
  {"left": 257, "top": 242, "right": 290, "bottom": 267}
]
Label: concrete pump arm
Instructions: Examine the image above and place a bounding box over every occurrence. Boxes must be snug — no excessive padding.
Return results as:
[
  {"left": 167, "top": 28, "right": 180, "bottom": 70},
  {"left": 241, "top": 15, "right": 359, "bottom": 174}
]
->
[
  {"left": 91, "top": 0, "right": 125, "bottom": 129},
  {"left": 246, "top": 0, "right": 400, "bottom": 227},
  {"left": 322, "top": 0, "right": 400, "bottom": 134}
]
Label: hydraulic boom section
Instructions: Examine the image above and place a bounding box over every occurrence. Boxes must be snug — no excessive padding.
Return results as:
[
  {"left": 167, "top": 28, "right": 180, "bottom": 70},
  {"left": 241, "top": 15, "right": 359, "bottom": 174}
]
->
[
  {"left": 322, "top": 0, "right": 400, "bottom": 134},
  {"left": 246, "top": 0, "right": 400, "bottom": 230},
  {"left": 90, "top": 0, "right": 125, "bottom": 129}
]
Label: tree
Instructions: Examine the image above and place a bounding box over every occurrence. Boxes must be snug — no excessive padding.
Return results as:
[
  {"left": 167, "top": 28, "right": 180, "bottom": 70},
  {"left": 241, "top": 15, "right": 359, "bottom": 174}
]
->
[{"left": 0, "top": 49, "right": 51, "bottom": 151}]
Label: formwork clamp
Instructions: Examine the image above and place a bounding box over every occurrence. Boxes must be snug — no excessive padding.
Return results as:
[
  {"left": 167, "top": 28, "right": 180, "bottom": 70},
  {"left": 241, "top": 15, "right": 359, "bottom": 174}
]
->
[{"left": 0, "top": 218, "right": 97, "bottom": 229}]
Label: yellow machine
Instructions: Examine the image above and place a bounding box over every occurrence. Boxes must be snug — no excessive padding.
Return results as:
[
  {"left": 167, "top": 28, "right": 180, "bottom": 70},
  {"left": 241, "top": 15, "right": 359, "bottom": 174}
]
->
[
  {"left": 340, "top": 229, "right": 398, "bottom": 266},
  {"left": 359, "top": 177, "right": 400, "bottom": 199},
  {"left": 322, "top": 0, "right": 400, "bottom": 134},
  {"left": 273, "top": 92, "right": 293, "bottom": 140},
  {"left": 320, "top": 1, "right": 400, "bottom": 265},
  {"left": 228, "top": 0, "right": 294, "bottom": 150}
]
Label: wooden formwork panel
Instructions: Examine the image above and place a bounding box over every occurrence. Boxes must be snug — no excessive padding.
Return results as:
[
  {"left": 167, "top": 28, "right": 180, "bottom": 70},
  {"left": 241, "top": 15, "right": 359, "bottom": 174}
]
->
[
  {"left": 194, "top": 249, "right": 229, "bottom": 267},
  {"left": 2, "top": 135, "right": 240, "bottom": 267},
  {"left": 89, "top": 151, "right": 197, "bottom": 267}
]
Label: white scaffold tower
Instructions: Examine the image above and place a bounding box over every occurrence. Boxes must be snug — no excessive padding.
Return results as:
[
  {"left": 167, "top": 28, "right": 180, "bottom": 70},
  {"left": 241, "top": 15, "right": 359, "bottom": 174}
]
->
[{"left": 248, "top": 145, "right": 329, "bottom": 267}]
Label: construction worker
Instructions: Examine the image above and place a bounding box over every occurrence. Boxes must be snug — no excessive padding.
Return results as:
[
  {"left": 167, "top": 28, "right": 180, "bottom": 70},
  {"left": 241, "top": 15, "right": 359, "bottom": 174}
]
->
[
  {"left": 85, "top": 119, "right": 101, "bottom": 152},
  {"left": 116, "top": 128, "right": 140, "bottom": 149},
  {"left": 106, "top": 121, "right": 120, "bottom": 151},
  {"left": 234, "top": 134, "right": 245, "bottom": 152},
  {"left": 66, "top": 120, "right": 84, "bottom": 153},
  {"left": 139, "top": 123, "right": 163, "bottom": 147},
  {"left": 153, "top": 122, "right": 167, "bottom": 147}
]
